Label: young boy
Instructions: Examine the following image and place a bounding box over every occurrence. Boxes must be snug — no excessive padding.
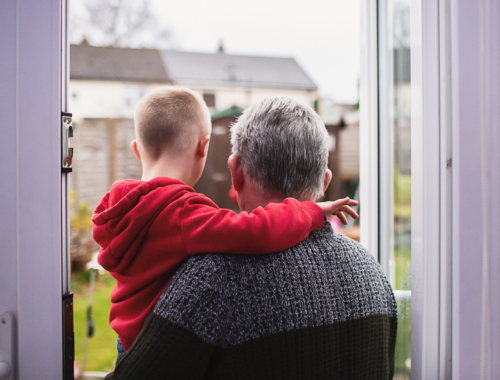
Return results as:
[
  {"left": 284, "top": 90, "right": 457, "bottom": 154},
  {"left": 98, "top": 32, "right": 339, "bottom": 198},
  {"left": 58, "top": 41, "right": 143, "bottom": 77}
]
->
[{"left": 92, "top": 86, "right": 358, "bottom": 355}]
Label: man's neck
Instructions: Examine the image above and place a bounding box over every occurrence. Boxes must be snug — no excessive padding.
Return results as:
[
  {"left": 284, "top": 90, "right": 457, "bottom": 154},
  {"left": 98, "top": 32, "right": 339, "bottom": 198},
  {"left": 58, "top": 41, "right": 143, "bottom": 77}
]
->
[
  {"left": 238, "top": 187, "right": 317, "bottom": 213},
  {"left": 239, "top": 195, "right": 285, "bottom": 213}
]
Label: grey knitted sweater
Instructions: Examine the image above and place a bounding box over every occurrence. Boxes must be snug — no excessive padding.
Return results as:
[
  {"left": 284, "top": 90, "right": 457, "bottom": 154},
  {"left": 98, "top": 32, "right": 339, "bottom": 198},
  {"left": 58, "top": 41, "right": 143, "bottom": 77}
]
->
[{"left": 106, "top": 221, "right": 397, "bottom": 379}]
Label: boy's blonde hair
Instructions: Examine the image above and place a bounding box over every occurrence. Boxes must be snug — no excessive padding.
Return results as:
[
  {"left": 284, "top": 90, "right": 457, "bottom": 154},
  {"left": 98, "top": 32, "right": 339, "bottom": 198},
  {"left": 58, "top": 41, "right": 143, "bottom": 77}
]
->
[{"left": 134, "top": 86, "right": 211, "bottom": 160}]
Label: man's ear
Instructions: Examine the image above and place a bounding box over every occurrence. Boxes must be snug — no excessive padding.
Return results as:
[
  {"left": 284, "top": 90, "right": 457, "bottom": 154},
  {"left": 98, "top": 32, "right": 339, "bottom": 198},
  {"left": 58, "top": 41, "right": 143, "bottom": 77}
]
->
[
  {"left": 130, "top": 140, "right": 141, "bottom": 161},
  {"left": 323, "top": 169, "right": 332, "bottom": 194},
  {"left": 228, "top": 155, "right": 245, "bottom": 192},
  {"left": 197, "top": 135, "right": 211, "bottom": 158}
]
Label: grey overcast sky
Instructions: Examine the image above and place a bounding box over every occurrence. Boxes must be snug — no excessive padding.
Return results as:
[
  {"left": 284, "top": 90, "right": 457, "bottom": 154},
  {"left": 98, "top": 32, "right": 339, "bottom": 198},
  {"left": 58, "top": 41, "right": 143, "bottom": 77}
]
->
[{"left": 72, "top": 0, "right": 360, "bottom": 103}]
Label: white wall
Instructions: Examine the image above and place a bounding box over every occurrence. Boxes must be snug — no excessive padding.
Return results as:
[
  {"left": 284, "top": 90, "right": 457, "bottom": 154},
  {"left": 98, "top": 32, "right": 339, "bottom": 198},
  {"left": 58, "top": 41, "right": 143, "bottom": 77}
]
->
[
  {"left": 69, "top": 80, "right": 166, "bottom": 120},
  {"left": 69, "top": 80, "right": 317, "bottom": 120},
  {"left": 188, "top": 85, "right": 317, "bottom": 110}
]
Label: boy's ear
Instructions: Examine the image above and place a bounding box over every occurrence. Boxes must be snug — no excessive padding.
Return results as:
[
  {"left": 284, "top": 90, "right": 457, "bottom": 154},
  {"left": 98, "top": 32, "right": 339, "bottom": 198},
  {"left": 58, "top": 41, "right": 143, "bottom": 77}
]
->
[
  {"left": 323, "top": 169, "right": 332, "bottom": 194},
  {"left": 131, "top": 140, "right": 141, "bottom": 161},
  {"left": 197, "top": 135, "right": 210, "bottom": 158},
  {"left": 228, "top": 155, "right": 244, "bottom": 192}
]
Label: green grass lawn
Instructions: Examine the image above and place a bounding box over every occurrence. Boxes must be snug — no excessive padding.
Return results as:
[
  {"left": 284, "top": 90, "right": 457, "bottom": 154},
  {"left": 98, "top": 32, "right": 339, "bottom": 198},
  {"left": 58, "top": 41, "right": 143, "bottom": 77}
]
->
[
  {"left": 394, "top": 246, "right": 411, "bottom": 379},
  {"left": 72, "top": 271, "right": 118, "bottom": 373}
]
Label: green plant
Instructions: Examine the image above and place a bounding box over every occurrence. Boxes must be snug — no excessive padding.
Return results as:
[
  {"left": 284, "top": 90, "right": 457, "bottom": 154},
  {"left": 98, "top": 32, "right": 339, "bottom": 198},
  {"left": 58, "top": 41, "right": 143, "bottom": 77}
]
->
[{"left": 70, "top": 190, "right": 98, "bottom": 268}]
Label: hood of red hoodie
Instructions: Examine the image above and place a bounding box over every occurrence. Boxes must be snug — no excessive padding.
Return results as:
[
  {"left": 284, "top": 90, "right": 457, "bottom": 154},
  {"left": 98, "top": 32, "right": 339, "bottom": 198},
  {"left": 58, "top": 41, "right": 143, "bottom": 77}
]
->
[{"left": 92, "top": 177, "right": 194, "bottom": 271}]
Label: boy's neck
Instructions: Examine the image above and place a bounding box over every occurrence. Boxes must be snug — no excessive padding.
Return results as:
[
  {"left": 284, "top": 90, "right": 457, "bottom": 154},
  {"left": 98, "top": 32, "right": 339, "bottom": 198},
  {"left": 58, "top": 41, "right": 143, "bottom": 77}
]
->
[{"left": 141, "top": 154, "right": 199, "bottom": 186}]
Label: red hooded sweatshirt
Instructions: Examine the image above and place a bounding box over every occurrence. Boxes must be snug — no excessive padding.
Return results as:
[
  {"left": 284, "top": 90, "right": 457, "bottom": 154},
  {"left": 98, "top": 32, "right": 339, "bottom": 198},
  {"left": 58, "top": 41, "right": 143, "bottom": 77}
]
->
[{"left": 92, "top": 177, "right": 324, "bottom": 350}]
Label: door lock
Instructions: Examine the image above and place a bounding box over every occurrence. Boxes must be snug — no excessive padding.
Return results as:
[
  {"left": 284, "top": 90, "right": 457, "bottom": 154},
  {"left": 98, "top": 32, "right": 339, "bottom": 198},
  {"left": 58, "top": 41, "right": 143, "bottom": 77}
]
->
[{"left": 62, "top": 112, "right": 73, "bottom": 173}]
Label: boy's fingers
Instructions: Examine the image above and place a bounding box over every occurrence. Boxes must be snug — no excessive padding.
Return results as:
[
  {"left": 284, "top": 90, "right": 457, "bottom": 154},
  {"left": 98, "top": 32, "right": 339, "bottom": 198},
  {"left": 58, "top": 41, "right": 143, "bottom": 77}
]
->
[
  {"left": 328, "top": 198, "right": 350, "bottom": 209},
  {"left": 336, "top": 211, "right": 348, "bottom": 225},
  {"left": 340, "top": 205, "right": 359, "bottom": 219},
  {"left": 327, "top": 198, "right": 358, "bottom": 211},
  {"left": 317, "top": 199, "right": 359, "bottom": 218},
  {"left": 328, "top": 205, "right": 359, "bottom": 219},
  {"left": 342, "top": 198, "right": 359, "bottom": 206}
]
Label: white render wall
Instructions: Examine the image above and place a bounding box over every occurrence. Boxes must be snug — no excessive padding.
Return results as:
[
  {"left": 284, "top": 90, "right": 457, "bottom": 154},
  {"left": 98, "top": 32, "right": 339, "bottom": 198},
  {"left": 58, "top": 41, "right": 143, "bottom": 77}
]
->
[
  {"left": 69, "top": 80, "right": 317, "bottom": 120},
  {"left": 188, "top": 84, "right": 318, "bottom": 111},
  {"left": 69, "top": 80, "right": 167, "bottom": 119}
]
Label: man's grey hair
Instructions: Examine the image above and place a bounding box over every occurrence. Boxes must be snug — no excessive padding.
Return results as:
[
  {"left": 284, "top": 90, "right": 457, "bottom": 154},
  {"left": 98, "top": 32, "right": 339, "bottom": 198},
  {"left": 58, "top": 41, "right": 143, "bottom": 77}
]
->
[{"left": 231, "top": 96, "right": 329, "bottom": 200}]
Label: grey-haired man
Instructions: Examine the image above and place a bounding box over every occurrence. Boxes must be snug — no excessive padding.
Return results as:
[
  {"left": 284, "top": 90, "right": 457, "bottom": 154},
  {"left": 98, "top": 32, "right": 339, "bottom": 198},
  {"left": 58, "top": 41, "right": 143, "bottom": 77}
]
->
[{"left": 105, "top": 97, "right": 397, "bottom": 380}]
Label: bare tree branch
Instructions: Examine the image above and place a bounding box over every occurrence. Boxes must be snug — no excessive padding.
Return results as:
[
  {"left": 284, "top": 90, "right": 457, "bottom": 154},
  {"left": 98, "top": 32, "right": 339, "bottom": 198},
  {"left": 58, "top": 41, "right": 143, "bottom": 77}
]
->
[{"left": 71, "top": 0, "right": 172, "bottom": 49}]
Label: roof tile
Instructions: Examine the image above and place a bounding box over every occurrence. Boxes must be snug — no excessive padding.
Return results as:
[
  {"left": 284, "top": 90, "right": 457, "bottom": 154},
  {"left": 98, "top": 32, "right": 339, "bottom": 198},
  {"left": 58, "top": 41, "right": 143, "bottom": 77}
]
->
[{"left": 161, "top": 50, "right": 317, "bottom": 90}]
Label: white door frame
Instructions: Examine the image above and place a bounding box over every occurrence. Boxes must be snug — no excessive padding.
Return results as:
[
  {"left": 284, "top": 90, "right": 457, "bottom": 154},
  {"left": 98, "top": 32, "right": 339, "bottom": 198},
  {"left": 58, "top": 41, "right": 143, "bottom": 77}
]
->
[
  {"left": 360, "top": 0, "right": 449, "bottom": 378},
  {"left": 359, "top": 0, "right": 379, "bottom": 260},
  {"left": 0, "top": 0, "right": 71, "bottom": 379},
  {"left": 410, "top": 0, "right": 447, "bottom": 378}
]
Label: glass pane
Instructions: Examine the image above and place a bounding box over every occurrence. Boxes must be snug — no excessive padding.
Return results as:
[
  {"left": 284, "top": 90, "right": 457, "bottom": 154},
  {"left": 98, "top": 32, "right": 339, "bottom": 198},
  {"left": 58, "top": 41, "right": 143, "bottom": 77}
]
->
[
  {"left": 379, "top": 0, "right": 411, "bottom": 378},
  {"left": 392, "top": 1, "right": 411, "bottom": 378}
]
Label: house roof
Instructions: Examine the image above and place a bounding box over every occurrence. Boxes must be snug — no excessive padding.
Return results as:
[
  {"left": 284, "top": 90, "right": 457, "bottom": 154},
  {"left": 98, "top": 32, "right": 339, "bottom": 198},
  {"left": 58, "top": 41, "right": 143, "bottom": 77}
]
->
[
  {"left": 160, "top": 50, "right": 317, "bottom": 90},
  {"left": 69, "top": 43, "right": 317, "bottom": 90},
  {"left": 70, "top": 43, "right": 169, "bottom": 83}
]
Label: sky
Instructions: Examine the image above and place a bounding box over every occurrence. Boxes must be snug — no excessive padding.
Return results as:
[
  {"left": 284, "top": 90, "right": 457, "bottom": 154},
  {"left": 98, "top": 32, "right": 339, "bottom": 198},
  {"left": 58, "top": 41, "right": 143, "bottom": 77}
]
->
[{"left": 72, "top": 0, "right": 360, "bottom": 104}]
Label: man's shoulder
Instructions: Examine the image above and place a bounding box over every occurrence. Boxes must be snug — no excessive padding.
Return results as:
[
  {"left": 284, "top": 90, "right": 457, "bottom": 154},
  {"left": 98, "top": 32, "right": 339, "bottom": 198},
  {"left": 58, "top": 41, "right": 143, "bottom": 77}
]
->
[
  {"left": 288, "top": 222, "right": 381, "bottom": 271},
  {"left": 156, "top": 221, "right": 391, "bottom": 310},
  {"left": 154, "top": 222, "right": 396, "bottom": 348},
  {"left": 155, "top": 253, "right": 227, "bottom": 310},
  {"left": 153, "top": 252, "right": 229, "bottom": 346}
]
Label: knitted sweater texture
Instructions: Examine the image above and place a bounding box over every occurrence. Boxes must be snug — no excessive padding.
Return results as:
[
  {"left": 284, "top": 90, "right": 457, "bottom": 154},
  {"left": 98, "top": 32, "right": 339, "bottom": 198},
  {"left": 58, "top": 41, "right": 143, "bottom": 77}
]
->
[{"left": 105, "top": 222, "right": 397, "bottom": 380}]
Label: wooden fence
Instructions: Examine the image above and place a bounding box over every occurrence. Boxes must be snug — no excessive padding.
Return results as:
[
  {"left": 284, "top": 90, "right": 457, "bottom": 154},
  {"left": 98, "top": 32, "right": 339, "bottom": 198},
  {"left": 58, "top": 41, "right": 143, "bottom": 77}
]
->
[
  {"left": 69, "top": 117, "right": 359, "bottom": 213},
  {"left": 70, "top": 118, "right": 141, "bottom": 210}
]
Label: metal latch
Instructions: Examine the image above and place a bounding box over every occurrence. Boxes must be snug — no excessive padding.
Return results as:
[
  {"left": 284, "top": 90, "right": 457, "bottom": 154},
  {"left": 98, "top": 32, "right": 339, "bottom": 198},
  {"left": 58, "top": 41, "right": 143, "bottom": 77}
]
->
[
  {"left": 0, "top": 313, "right": 15, "bottom": 380},
  {"left": 62, "top": 112, "right": 73, "bottom": 173}
]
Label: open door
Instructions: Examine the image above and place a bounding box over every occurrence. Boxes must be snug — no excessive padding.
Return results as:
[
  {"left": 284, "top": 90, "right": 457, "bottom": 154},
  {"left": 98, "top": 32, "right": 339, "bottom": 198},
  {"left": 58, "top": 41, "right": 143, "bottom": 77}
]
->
[{"left": 0, "top": 0, "right": 73, "bottom": 378}]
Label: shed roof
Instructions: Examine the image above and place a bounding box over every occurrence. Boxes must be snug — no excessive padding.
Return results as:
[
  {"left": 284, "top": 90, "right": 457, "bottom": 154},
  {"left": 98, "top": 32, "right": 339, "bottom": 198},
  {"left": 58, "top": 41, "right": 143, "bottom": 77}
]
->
[
  {"left": 70, "top": 43, "right": 169, "bottom": 83},
  {"left": 160, "top": 50, "right": 317, "bottom": 90},
  {"left": 211, "top": 105, "right": 245, "bottom": 120}
]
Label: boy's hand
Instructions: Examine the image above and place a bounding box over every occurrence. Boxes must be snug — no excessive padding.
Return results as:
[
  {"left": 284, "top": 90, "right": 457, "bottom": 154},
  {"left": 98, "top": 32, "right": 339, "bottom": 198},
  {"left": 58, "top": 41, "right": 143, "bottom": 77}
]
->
[{"left": 316, "top": 197, "right": 359, "bottom": 225}]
